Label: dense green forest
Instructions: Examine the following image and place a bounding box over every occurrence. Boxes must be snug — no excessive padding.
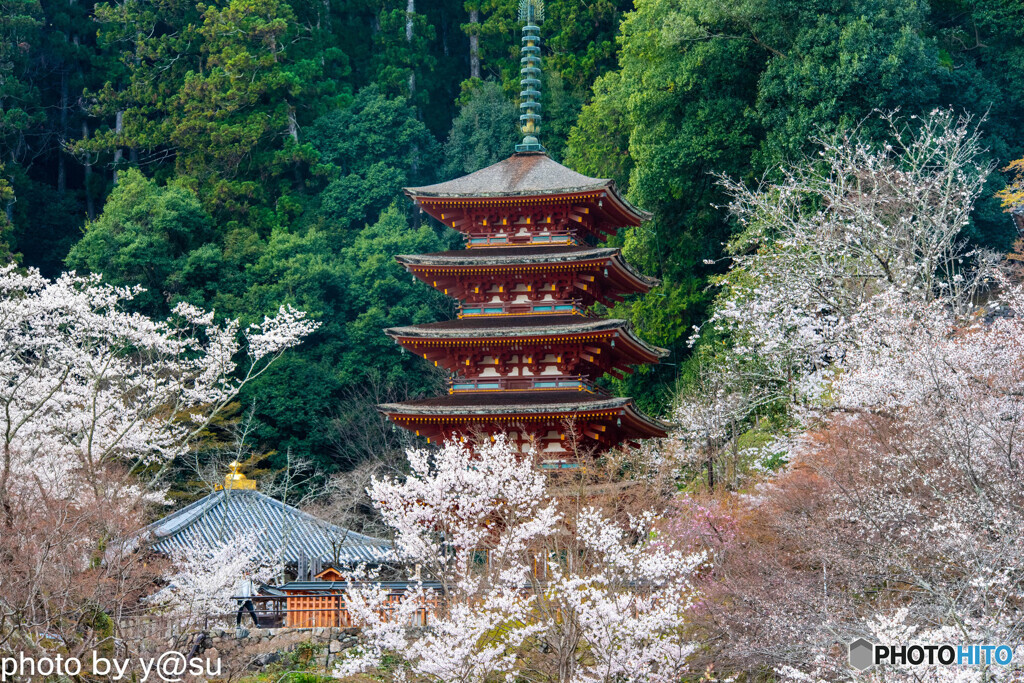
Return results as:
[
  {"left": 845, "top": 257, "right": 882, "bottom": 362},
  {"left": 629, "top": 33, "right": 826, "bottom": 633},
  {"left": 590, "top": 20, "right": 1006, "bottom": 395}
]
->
[{"left": 2, "top": 0, "right": 1023, "bottom": 473}]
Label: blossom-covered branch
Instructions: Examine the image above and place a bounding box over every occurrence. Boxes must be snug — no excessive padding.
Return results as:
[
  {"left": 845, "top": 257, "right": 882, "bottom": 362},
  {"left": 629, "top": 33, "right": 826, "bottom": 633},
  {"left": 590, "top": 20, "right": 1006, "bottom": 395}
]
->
[
  {"left": 0, "top": 264, "right": 318, "bottom": 518},
  {"left": 335, "top": 437, "right": 705, "bottom": 682}
]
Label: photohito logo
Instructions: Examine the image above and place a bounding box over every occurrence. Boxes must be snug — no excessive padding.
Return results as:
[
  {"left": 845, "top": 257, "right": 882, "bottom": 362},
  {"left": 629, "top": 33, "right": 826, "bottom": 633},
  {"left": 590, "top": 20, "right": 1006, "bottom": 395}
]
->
[
  {"left": 848, "top": 639, "right": 1014, "bottom": 671},
  {"left": 849, "top": 638, "right": 874, "bottom": 671}
]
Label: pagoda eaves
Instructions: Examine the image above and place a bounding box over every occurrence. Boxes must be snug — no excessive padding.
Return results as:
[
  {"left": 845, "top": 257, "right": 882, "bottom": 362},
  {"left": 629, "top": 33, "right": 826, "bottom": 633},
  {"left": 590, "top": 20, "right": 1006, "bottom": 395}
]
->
[
  {"left": 405, "top": 153, "right": 649, "bottom": 246},
  {"left": 386, "top": 315, "right": 666, "bottom": 388},
  {"left": 378, "top": 391, "right": 669, "bottom": 452},
  {"left": 386, "top": 316, "right": 666, "bottom": 362},
  {"left": 396, "top": 246, "right": 658, "bottom": 308}
]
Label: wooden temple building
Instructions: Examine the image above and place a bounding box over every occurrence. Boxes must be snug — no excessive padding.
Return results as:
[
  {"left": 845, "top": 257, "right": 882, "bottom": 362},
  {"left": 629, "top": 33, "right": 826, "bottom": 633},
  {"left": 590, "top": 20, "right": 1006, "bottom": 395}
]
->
[
  {"left": 143, "top": 464, "right": 396, "bottom": 628},
  {"left": 146, "top": 463, "right": 391, "bottom": 570},
  {"left": 377, "top": 1, "right": 669, "bottom": 458}
]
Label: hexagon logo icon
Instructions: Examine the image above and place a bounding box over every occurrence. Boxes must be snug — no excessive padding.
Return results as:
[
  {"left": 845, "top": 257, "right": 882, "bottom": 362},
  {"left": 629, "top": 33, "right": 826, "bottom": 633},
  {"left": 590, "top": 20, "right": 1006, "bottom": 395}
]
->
[{"left": 849, "top": 638, "right": 874, "bottom": 671}]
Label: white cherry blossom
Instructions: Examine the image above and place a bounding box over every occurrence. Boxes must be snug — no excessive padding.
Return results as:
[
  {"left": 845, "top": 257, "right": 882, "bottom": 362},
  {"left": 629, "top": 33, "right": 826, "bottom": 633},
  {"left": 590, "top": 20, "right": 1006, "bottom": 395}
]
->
[{"left": 335, "top": 436, "right": 704, "bottom": 682}]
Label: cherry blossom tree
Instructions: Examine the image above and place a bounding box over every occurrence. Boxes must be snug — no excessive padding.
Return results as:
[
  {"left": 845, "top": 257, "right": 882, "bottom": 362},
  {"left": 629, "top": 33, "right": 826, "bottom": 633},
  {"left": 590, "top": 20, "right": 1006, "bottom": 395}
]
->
[
  {"left": 334, "top": 437, "right": 705, "bottom": 683},
  {"left": 672, "top": 109, "right": 1000, "bottom": 495},
  {"left": 672, "top": 362, "right": 762, "bottom": 489},
  {"left": 0, "top": 264, "right": 318, "bottom": 517},
  {"left": 0, "top": 469, "right": 163, "bottom": 658},
  {"left": 692, "top": 279, "right": 1024, "bottom": 679},
  {"left": 827, "top": 283, "right": 1024, "bottom": 668},
  {"left": 779, "top": 607, "right": 1017, "bottom": 683},
  {"left": 0, "top": 264, "right": 316, "bottom": 656},
  {"left": 147, "top": 531, "right": 279, "bottom": 633},
  {"left": 669, "top": 110, "right": 1024, "bottom": 679},
  {"left": 336, "top": 437, "right": 557, "bottom": 682},
  {"left": 691, "top": 109, "right": 996, "bottom": 416}
]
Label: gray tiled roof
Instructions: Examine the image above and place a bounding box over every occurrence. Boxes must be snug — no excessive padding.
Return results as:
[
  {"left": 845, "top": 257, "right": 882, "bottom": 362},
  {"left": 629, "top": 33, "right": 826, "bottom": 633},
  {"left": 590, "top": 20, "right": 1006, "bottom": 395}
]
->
[
  {"left": 380, "top": 391, "right": 633, "bottom": 413},
  {"left": 399, "top": 245, "right": 619, "bottom": 264},
  {"left": 144, "top": 490, "right": 391, "bottom": 565},
  {"left": 385, "top": 316, "right": 670, "bottom": 358},
  {"left": 388, "top": 314, "right": 618, "bottom": 335},
  {"left": 395, "top": 247, "right": 660, "bottom": 289},
  {"left": 405, "top": 153, "right": 610, "bottom": 198},
  {"left": 378, "top": 391, "right": 672, "bottom": 432}
]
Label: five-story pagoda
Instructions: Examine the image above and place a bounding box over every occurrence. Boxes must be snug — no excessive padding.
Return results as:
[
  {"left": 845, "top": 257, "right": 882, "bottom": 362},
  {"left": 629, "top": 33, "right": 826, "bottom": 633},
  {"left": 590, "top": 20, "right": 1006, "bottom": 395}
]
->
[{"left": 378, "top": 0, "right": 669, "bottom": 459}]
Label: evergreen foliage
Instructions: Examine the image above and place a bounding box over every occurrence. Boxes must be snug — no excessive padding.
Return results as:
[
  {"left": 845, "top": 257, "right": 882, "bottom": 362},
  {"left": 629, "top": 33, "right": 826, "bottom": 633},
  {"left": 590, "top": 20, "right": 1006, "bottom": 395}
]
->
[
  {"left": 442, "top": 80, "right": 518, "bottom": 177},
  {"left": 1, "top": 0, "right": 1022, "bottom": 471},
  {"left": 567, "top": 0, "right": 1024, "bottom": 411},
  {"left": 66, "top": 170, "right": 217, "bottom": 311}
]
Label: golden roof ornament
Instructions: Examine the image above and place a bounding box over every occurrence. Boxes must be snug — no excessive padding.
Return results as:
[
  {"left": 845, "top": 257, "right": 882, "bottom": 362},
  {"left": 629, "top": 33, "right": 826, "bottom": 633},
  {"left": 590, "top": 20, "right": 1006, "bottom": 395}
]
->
[{"left": 216, "top": 460, "right": 257, "bottom": 491}]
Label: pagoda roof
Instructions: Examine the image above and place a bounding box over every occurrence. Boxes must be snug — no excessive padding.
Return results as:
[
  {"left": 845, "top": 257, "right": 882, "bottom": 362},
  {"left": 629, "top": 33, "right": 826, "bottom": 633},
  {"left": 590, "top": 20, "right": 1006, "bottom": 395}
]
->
[
  {"left": 408, "top": 153, "right": 612, "bottom": 198},
  {"left": 385, "top": 315, "right": 669, "bottom": 359},
  {"left": 404, "top": 152, "right": 651, "bottom": 223},
  {"left": 400, "top": 245, "right": 615, "bottom": 263},
  {"left": 383, "top": 390, "right": 632, "bottom": 412},
  {"left": 395, "top": 246, "right": 659, "bottom": 289},
  {"left": 378, "top": 390, "right": 670, "bottom": 438}
]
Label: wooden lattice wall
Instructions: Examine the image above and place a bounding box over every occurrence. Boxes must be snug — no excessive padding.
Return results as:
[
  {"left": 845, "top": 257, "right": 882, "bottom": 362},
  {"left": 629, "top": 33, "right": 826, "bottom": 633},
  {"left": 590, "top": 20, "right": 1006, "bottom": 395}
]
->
[{"left": 283, "top": 591, "right": 440, "bottom": 628}]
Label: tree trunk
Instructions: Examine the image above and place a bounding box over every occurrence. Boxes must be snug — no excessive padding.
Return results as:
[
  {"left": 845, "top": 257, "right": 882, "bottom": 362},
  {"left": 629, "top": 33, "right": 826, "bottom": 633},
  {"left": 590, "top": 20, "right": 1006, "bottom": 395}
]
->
[
  {"left": 58, "top": 71, "right": 68, "bottom": 195},
  {"left": 469, "top": 8, "right": 480, "bottom": 80},
  {"left": 1, "top": 442, "right": 12, "bottom": 528},
  {"left": 406, "top": 0, "right": 416, "bottom": 98},
  {"left": 406, "top": 0, "right": 418, "bottom": 177},
  {"left": 729, "top": 417, "right": 739, "bottom": 490},
  {"left": 5, "top": 152, "right": 14, "bottom": 224},
  {"left": 112, "top": 110, "right": 124, "bottom": 184},
  {"left": 82, "top": 120, "right": 95, "bottom": 220},
  {"left": 320, "top": 0, "right": 331, "bottom": 66},
  {"left": 71, "top": 11, "right": 83, "bottom": 201},
  {"left": 287, "top": 107, "right": 302, "bottom": 183},
  {"left": 441, "top": 6, "right": 449, "bottom": 57}
]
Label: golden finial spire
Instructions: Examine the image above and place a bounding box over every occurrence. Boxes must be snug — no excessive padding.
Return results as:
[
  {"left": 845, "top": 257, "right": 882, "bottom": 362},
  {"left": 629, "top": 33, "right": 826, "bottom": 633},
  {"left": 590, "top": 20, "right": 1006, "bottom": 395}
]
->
[
  {"left": 217, "top": 460, "right": 257, "bottom": 491},
  {"left": 516, "top": 0, "right": 545, "bottom": 153}
]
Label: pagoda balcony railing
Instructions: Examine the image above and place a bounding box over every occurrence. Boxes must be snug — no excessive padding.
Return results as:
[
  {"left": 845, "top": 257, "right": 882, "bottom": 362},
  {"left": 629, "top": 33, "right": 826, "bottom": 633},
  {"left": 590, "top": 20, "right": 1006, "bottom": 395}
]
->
[
  {"left": 466, "top": 230, "right": 575, "bottom": 247},
  {"left": 448, "top": 375, "right": 608, "bottom": 396},
  {"left": 458, "top": 299, "right": 583, "bottom": 318}
]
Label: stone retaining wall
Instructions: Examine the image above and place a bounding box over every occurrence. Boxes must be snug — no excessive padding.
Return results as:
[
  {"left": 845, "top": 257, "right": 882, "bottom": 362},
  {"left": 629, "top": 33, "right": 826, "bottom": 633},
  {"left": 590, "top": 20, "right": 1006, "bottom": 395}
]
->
[{"left": 199, "top": 626, "right": 361, "bottom": 675}]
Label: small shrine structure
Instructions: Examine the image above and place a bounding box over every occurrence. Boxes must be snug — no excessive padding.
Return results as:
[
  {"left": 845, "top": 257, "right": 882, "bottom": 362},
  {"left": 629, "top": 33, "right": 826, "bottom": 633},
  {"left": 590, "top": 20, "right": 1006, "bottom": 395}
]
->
[{"left": 378, "top": 0, "right": 669, "bottom": 458}]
